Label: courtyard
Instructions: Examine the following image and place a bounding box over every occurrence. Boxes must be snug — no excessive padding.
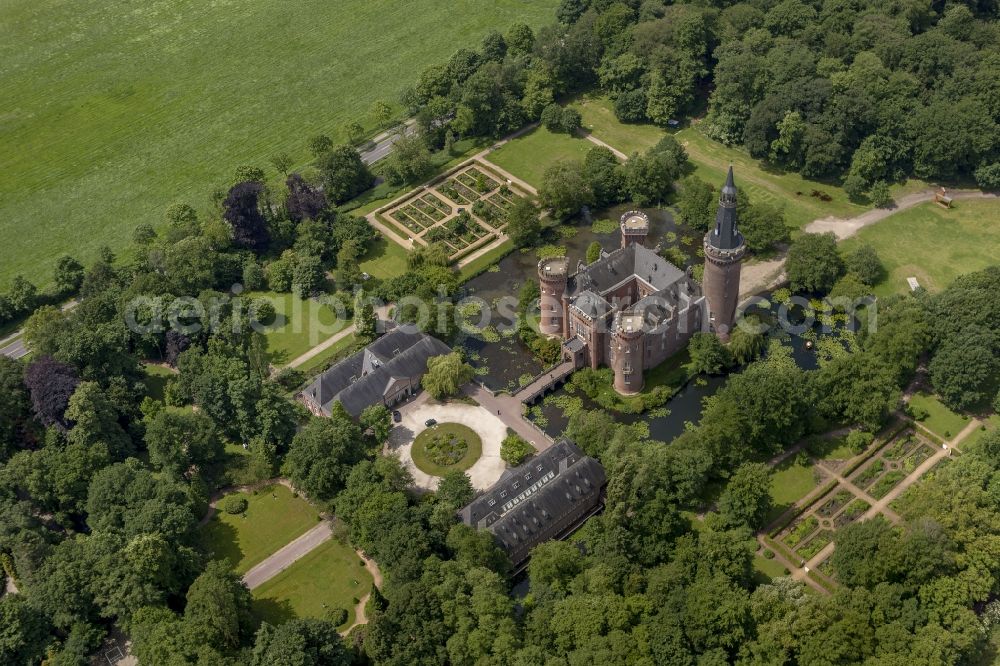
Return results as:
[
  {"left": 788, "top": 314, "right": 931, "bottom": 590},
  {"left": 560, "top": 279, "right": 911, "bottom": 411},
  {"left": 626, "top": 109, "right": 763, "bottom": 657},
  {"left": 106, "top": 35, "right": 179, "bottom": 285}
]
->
[{"left": 388, "top": 395, "right": 508, "bottom": 491}]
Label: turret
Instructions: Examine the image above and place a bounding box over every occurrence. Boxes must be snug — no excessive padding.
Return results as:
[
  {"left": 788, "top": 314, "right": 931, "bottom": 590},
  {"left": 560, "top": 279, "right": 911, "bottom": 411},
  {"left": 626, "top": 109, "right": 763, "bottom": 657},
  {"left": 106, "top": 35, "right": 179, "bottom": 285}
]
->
[
  {"left": 620, "top": 211, "right": 649, "bottom": 248},
  {"left": 538, "top": 256, "right": 569, "bottom": 336},
  {"left": 612, "top": 314, "right": 644, "bottom": 395},
  {"left": 702, "top": 167, "right": 746, "bottom": 342}
]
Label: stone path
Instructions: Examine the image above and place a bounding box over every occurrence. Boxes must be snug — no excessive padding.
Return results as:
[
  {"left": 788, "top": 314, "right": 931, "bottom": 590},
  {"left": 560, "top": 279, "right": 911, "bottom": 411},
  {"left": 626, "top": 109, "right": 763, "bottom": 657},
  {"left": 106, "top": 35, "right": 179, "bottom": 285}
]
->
[
  {"left": 805, "top": 190, "right": 998, "bottom": 240},
  {"left": 463, "top": 382, "right": 554, "bottom": 451},
  {"left": 281, "top": 305, "right": 392, "bottom": 371}
]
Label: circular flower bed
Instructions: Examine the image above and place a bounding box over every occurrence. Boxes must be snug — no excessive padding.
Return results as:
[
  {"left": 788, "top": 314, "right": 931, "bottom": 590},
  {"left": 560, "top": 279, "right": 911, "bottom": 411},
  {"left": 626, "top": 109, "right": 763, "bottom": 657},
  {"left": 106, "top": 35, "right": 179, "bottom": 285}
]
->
[{"left": 411, "top": 422, "right": 483, "bottom": 477}]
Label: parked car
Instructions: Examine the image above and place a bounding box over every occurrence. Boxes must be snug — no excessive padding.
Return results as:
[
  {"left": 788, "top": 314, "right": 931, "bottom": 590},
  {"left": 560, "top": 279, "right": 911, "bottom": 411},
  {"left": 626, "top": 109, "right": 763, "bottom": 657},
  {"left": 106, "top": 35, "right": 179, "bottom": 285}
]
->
[
  {"left": 392, "top": 410, "right": 401, "bottom": 423},
  {"left": 424, "top": 418, "right": 437, "bottom": 427}
]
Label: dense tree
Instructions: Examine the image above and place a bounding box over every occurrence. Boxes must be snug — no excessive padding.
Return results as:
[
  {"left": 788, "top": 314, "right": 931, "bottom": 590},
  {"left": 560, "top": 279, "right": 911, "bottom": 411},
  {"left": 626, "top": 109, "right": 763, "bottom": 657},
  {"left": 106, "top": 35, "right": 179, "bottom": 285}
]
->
[
  {"left": 0, "top": 596, "right": 52, "bottom": 664},
  {"left": 422, "top": 352, "right": 474, "bottom": 400},
  {"left": 689, "top": 332, "right": 732, "bottom": 374},
  {"left": 53, "top": 255, "right": 85, "bottom": 295},
  {"left": 285, "top": 173, "right": 327, "bottom": 222},
  {"left": 500, "top": 433, "right": 534, "bottom": 465},
  {"left": 223, "top": 181, "right": 271, "bottom": 252},
  {"left": 283, "top": 409, "right": 364, "bottom": 502},
  {"left": 582, "top": 146, "right": 625, "bottom": 207},
  {"left": 540, "top": 160, "right": 594, "bottom": 219},
  {"left": 786, "top": 233, "right": 843, "bottom": 294},
  {"left": 23, "top": 355, "right": 79, "bottom": 430},
  {"left": 506, "top": 197, "right": 542, "bottom": 247},
  {"left": 846, "top": 244, "right": 883, "bottom": 286},
  {"left": 318, "top": 145, "right": 373, "bottom": 204},
  {"left": 929, "top": 325, "right": 1000, "bottom": 411},
  {"left": 65, "top": 381, "right": 131, "bottom": 458},
  {"left": 144, "top": 408, "right": 222, "bottom": 479},
  {"left": 360, "top": 404, "right": 392, "bottom": 445},
  {"left": 184, "top": 561, "right": 254, "bottom": 650},
  {"left": 252, "top": 618, "right": 350, "bottom": 665},
  {"left": 717, "top": 462, "right": 772, "bottom": 529}
]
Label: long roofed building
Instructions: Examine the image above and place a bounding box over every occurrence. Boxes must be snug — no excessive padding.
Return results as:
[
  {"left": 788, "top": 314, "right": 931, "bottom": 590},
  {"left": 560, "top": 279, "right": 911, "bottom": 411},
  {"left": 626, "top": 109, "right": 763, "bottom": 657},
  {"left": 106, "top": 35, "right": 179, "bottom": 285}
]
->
[
  {"left": 301, "top": 328, "right": 451, "bottom": 417},
  {"left": 458, "top": 440, "right": 606, "bottom": 570}
]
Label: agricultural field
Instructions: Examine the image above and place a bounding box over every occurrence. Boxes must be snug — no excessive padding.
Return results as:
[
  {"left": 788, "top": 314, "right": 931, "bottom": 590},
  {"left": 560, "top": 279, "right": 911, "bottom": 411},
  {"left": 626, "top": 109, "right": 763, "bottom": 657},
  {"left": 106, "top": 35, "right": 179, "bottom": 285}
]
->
[
  {"left": 839, "top": 200, "right": 1000, "bottom": 297},
  {"left": 486, "top": 126, "right": 595, "bottom": 187},
  {"left": 200, "top": 484, "right": 320, "bottom": 574},
  {"left": 0, "top": 0, "right": 558, "bottom": 288},
  {"left": 252, "top": 537, "right": 373, "bottom": 630}
]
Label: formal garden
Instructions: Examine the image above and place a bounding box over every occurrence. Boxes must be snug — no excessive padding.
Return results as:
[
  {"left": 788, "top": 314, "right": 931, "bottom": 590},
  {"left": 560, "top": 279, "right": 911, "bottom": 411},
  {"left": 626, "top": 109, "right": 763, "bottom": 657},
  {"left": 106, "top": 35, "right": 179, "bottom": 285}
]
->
[
  {"left": 410, "top": 422, "right": 483, "bottom": 476},
  {"left": 376, "top": 159, "right": 532, "bottom": 262},
  {"left": 762, "top": 419, "right": 951, "bottom": 589}
]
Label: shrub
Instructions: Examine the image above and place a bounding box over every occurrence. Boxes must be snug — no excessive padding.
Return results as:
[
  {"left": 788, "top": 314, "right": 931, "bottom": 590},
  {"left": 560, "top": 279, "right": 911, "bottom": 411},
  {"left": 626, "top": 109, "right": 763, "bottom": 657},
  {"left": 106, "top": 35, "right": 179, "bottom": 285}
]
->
[
  {"left": 501, "top": 434, "right": 534, "bottom": 466},
  {"left": 223, "top": 496, "right": 248, "bottom": 515},
  {"left": 845, "top": 430, "right": 874, "bottom": 455},
  {"left": 328, "top": 608, "right": 348, "bottom": 626}
]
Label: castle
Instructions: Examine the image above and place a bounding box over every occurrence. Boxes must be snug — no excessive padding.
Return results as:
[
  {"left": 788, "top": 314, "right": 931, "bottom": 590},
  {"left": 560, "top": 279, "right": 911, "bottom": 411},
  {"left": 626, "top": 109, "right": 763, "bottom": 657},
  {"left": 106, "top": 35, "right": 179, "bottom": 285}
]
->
[{"left": 537, "top": 167, "right": 746, "bottom": 395}]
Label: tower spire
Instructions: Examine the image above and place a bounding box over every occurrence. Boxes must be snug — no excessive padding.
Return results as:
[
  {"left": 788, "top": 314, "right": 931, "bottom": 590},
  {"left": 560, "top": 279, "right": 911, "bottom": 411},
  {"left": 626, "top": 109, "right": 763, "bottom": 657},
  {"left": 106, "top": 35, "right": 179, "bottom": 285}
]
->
[{"left": 710, "top": 165, "right": 742, "bottom": 250}]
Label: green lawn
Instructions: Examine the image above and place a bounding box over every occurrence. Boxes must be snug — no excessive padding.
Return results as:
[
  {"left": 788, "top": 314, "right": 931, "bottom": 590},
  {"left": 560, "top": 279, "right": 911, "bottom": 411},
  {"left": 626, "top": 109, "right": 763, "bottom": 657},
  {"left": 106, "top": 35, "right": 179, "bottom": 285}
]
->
[
  {"left": 839, "top": 200, "right": 1000, "bottom": 297},
  {"left": 359, "top": 237, "right": 409, "bottom": 280},
  {"left": 201, "top": 484, "right": 320, "bottom": 574},
  {"left": 458, "top": 239, "right": 514, "bottom": 282},
  {"left": 249, "top": 291, "right": 349, "bottom": 366},
  {"left": 964, "top": 415, "right": 1000, "bottom": 451},
  {"left": 142, "top": 363, "right": 176, "bottom": 402},
  {"left": 486, "top": 126, "right": 595, "bottom": 187},
  {"left": 908, "top": 393, "right": 971, "bottom": 440},
  {"left": 675, "top": 127, "right": 865, "bottom": 230},
  {"left": 411, "top": 422, "right": 483, "bottom": 477},
  {"left": 252, "top": 537, "right": 373, "bottom": 630},
  {"left": 570, "top": 95, "right": 666, "bottom": 155},
  {"left": 767, "top": 456, "right": 820, "bottom": 523},
  {"left": 294, "top": 333, "right": 360, "bottom": 377},
  {"left": 752, "top": 553, "right": 789, "bottom": 585},
  {"left": 0, "top": 0, "right": 558, "bottom": 289}
]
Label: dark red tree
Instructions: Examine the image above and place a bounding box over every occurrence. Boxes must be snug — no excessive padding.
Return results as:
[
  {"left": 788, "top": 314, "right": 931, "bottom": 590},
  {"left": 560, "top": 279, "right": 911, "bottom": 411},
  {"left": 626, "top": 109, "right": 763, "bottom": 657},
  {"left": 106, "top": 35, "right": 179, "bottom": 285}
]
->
[
  {"left": 285, "top": 173, "right": 327, "bottom": 222},
  {"left": 23, "top": 356, "right": 79, "bottom": 430},
  {"left": 223, "top": 181, "right": 271, "bottom": 252},
  {"left": 164, "top": 330, "right": 190, "bottom": 368}
]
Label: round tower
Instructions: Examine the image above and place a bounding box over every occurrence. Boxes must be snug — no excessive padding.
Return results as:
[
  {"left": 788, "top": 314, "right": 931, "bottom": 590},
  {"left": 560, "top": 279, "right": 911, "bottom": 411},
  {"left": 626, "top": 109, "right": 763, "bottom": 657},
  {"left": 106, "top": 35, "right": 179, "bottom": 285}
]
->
[
  {"left": 537, "top": 256, "right": 569, "bottom": 337},
  {"left": 612, "top": 314, "right": 645, "bottom": 395},
  {"left": 703, "top": 167, "right": 747, "bottom": 342},
  {"left": 620, "top": 210, "right": 649, "bottom": 248}
]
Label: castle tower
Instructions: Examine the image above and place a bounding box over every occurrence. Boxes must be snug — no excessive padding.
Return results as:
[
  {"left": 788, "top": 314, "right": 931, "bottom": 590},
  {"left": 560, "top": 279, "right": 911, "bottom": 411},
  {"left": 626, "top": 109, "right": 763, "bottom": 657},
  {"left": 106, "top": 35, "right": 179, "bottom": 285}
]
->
[
  {"left": 537, "top": 256, "right": 569, "bottom": 337},
  {"left": 620, "top": 210, "right": 649, "bottom": 248},
  {"left": 612, "top": 314, "right": 644, "bottom": 395},
  {"left": 702, "top": 167, "right": 747, "bottom": 342}
]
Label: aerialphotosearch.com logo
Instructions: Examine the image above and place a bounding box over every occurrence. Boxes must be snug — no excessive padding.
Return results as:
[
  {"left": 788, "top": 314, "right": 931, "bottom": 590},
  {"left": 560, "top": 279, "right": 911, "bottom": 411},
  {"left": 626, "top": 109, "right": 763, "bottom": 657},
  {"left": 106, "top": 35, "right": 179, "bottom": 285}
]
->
[{"left": 122, "top": 283, "right": 878, "bottom": 344}]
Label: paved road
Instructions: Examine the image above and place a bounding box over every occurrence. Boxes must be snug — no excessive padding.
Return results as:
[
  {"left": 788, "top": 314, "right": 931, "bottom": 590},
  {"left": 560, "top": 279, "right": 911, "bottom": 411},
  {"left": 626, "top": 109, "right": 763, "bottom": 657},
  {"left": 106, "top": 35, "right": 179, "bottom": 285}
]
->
[
  {"left": 242, "top": 521, "right": 333, "bottom": 590},
  {"left": 0, "top": 299, "right": 78, "bottom": 360},
  {"left": 359, "top": 120, "right": 417, "bottom": 165},
  {"left": 0, "top": 337, "right": 27, "bottom": 360}
]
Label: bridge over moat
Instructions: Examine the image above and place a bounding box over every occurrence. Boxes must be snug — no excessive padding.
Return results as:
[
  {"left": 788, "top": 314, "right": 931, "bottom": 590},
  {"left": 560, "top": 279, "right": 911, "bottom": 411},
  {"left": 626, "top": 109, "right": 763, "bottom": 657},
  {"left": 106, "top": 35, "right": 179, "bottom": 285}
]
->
[{"left": 514, "top": 359, "right": 577, "bottom": 405}]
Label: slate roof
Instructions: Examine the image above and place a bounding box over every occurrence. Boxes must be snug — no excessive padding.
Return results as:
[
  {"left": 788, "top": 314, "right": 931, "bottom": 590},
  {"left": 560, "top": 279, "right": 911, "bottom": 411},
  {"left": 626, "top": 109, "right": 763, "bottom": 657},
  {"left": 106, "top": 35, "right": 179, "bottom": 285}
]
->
[
  {"left": 304, "top": 328, "right": 451, "bottom": 417},
  {"left": 708, "top": 166, "right": 745, "bottom": 251},
  {"left": 458, "top": 439, "right": 606, "bottom": 537},
  {"left": 567, "top": 243, "right": 686, "bottom": 298},
  {"left": 570, "top": 290, "right": 612, "bottom": 319}
]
